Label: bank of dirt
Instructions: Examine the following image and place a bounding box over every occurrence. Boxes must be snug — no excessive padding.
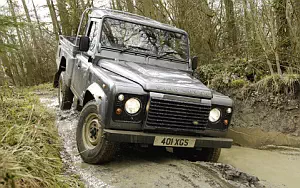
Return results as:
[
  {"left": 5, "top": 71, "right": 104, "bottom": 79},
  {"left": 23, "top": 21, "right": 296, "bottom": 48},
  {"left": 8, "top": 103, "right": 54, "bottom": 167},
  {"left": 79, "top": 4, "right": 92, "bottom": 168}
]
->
[{"left": 227, "top": 90, "right": 300, "bottom": 148}]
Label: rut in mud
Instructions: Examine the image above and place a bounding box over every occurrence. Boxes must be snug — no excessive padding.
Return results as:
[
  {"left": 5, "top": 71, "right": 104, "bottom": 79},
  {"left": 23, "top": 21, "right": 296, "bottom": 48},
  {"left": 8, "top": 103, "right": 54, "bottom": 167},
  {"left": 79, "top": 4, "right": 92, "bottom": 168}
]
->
[{"left": 40, "top": 95, "right": 265, "bottom": 188}]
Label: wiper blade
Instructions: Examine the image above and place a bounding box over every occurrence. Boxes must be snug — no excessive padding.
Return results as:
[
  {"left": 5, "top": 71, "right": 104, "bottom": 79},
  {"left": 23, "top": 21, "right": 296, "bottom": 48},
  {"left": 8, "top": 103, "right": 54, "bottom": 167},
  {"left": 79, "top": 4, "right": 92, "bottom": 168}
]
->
[
  {"left": 121, "top": 45, "right": 148, "bottom": 53},
  {"left": 158, "top": 51, "right": 179, "bottom": 58}
]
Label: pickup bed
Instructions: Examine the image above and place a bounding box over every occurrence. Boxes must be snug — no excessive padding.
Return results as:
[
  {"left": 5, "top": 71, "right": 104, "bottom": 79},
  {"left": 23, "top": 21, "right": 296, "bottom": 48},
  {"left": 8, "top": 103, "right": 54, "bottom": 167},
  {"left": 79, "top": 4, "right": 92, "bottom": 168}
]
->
[{"left": 54, "top": 8, "right": 233, "bottom": 164}]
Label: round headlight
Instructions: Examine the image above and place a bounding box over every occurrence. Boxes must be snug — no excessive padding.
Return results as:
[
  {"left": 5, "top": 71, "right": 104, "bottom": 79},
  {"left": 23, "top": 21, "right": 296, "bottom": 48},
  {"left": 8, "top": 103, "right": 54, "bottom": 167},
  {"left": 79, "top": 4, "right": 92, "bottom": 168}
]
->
[
  {"left": 209, "top": 108, "right": 221, "bottom": 122},
  {"left": 125, "top": 98, "right": 141, "bottom": 114}
]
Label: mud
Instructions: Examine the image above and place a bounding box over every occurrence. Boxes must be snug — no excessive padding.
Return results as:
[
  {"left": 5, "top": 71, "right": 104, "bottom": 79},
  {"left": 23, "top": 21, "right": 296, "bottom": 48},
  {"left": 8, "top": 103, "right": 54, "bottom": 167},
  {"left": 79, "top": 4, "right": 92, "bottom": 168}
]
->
[{"left": 39, "top": 94, "right": 299, "bottom": 188}]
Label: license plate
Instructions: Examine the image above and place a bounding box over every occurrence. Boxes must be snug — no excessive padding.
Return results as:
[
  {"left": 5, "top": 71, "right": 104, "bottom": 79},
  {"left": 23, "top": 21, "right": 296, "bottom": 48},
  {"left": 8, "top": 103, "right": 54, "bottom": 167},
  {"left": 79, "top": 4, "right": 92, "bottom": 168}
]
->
[{"left": 153, "top": 136, "right": 196, "bottom": 148}]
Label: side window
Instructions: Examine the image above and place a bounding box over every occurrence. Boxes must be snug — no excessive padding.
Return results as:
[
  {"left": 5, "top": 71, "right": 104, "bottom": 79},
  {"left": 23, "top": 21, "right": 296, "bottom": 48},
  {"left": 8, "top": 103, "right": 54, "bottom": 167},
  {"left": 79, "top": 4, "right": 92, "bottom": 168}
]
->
[
  {"left": 87, "top": 21, "right": 99, "bottom": 52},
  {"left": 101, "top": 20, "right": 115, "bottom": 47}
]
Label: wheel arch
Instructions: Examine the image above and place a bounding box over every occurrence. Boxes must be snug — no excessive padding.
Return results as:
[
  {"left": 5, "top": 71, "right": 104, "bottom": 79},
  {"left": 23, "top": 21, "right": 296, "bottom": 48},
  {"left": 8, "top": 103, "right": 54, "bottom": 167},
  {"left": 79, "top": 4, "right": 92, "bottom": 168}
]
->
[
  {"left": 83, "top": 83, "right": 108, "bottom": 123},
  {"left": 84, "top": 83, "right": 107, "bottom": 104}
]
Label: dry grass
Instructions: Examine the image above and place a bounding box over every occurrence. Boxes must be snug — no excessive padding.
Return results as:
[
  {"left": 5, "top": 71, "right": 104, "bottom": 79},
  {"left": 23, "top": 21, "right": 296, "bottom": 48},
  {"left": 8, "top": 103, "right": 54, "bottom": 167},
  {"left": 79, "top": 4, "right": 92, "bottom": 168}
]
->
[
  {"left": 256, "top": 74, "right": 300, "bottom": 94},
  {"left": 0, "top": 85, "right": 82, "bottom": 187}
]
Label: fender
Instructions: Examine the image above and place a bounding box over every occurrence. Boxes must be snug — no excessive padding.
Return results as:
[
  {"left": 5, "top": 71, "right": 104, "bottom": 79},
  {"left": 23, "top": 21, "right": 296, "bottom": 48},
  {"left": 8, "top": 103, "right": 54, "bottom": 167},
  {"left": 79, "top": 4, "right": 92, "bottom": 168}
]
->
[{"left": 85, "top": 83, "right": 109, "bottom": 124}]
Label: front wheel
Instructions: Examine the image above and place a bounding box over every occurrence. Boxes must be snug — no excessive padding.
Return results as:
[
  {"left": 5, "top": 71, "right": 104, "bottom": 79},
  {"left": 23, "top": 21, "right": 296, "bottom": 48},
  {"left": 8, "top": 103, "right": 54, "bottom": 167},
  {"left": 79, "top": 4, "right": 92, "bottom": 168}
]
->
[
  {"left": 174, "top": 147, "right": 221, "bottom": 162},
  {"left": 76, "top": 100, "right": 117, "bottom": 164}
]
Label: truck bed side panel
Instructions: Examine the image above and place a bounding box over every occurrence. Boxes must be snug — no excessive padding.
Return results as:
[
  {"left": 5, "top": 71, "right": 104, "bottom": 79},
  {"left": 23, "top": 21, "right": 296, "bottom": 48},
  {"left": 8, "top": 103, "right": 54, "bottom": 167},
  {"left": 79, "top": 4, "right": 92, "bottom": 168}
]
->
[{"left": 56, "top": 35, "right": 79, "bottom": 87}]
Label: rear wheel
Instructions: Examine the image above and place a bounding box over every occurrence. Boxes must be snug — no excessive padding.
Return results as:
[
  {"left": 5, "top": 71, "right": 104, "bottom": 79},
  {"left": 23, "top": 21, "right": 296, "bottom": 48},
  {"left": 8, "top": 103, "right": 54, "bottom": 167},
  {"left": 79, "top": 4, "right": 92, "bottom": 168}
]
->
[
  {"left": 58, "top": 73, "right": 74, "bottom": 110},
  {"left": 76, "top": 100, "right": 117, "bottom": 164},
  {"left": 174, "top": 147, "right": 221, "bottom": 162}
]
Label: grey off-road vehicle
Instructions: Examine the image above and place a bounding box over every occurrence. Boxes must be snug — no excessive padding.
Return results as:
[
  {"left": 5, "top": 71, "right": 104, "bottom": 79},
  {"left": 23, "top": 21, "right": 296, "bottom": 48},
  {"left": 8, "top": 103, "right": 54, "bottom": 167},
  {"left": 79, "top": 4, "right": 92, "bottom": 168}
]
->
[{"left": 53, "top": 8, "right": 233, "bottom": 164}]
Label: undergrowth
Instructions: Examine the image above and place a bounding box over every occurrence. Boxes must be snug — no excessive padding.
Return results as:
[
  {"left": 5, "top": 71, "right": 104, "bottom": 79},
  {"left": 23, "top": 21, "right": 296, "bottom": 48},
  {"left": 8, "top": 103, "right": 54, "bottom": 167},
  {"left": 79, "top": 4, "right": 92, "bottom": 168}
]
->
[
  {"left": 256, "top": 74, "right": 300, "bottom": 94},
  {"left": 0, "top": 85, "right": 82, "bottom": 187},
  {"left": 196, "top": 61, "right": 300, "bottom": 97}
]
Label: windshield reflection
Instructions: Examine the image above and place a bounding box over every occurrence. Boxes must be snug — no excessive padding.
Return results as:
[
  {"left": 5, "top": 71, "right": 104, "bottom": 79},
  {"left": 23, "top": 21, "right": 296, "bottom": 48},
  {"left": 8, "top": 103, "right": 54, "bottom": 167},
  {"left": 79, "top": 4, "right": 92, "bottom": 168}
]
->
[{"left": 100, "top": 18, "right": 189, "bottom": 61}]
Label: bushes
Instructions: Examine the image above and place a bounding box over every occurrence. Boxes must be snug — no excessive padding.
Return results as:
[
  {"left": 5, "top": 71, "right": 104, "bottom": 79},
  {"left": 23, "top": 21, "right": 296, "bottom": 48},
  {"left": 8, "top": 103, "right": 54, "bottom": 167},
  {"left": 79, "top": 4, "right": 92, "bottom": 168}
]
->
[
  {"left": 0, "top": 86, "right": 82, "bottom": 187},
  {"left": 256, "top": 74, "right": 300, "bottom": 94},
  {"left": 195, "top": 61, "right": 251, "bottom": 91},
  {"left": 196, "top": 60, "right": 300, "bottom": 96},
  {"left": 230, "top": 79, "right": 249, "bottom": 88}
]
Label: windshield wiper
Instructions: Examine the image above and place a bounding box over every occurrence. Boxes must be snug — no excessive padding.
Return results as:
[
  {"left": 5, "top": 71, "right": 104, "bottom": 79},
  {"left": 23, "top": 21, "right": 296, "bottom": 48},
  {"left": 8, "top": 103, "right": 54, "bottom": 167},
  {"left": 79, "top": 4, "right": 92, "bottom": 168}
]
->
[
  {"left": 121, "top": 45, "right": 148, "bottom": 53},
  {"left": 158, "top": 51, "right": 179, "bottom": 59}
]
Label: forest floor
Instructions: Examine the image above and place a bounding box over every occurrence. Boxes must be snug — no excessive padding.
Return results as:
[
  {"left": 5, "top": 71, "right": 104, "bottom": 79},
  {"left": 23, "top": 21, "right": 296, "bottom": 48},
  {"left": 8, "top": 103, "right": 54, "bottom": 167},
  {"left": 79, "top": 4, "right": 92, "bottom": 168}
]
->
[{"left": 35, "top": 85, "right": 300, "bottom": 188}]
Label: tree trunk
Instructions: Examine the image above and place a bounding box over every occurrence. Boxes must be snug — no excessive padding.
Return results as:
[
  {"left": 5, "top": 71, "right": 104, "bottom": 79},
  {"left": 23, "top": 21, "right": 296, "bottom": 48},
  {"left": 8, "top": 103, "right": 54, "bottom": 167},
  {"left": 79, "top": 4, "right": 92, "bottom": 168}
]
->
[
  {"left": 242, "top": 0, "right": 251, "bottom": 58},
  {"left": 21, "top": 0, "right": 40, "bottom": 64},
  {"left": 224, "top": 0, "right": 238, "bottom": 51},
  {"left": 293, "top": 0, "right": 300, "bottom": 56},
  {"left": 57, "top": 0, "right": 72, "bottom": 35},
  {"left": 7, "top": 0, "right": 31, "bottom": 85},
  {"left": 248, "top": 0, "right": 275, "bottom": 75},
  {"left": 275, "top": 0, "right": 291, "bottom": 71},
  {"left": 69, "top": 0, "right": 81, "bottom": 35},
  {"left": 32, "top": 0, "right": 43, "bottom": 35},
  {"left": 46, "top": 0, "right": 60, "bottom": 40},
  {"left": 0, "top": 49, "right": 16, "bottom": 85}
]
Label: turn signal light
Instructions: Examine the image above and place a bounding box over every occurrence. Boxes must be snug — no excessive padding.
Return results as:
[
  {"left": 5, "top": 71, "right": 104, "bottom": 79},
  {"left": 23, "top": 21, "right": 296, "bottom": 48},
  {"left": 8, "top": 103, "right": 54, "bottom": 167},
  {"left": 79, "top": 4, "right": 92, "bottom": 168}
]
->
[
  {"left": 116, "top": 108, "right": 122, "bottom": 115},
  {"left": 224, "top": 119, "right": 229, "bottom": 126}
]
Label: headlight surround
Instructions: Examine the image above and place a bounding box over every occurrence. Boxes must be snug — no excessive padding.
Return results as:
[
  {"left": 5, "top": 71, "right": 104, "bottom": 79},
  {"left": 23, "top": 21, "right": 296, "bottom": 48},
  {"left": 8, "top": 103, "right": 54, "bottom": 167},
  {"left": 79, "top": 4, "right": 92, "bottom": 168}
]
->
[
  {"left": 209, "top": 108, "right": 221, "bottom": 122},
  {"left": 125, "top": 98, "right": 141, "bottom": 114}
]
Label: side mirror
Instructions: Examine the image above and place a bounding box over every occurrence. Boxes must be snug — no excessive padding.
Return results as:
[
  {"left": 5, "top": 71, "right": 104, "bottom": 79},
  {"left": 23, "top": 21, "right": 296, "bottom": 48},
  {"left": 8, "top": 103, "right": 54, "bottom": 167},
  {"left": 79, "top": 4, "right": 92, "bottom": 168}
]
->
[
  {"left": 192, "top": 56, "right": 198, "bottom": 70},
  {"left": 79, "top": 36, "right": 90, "bottom": 52}
]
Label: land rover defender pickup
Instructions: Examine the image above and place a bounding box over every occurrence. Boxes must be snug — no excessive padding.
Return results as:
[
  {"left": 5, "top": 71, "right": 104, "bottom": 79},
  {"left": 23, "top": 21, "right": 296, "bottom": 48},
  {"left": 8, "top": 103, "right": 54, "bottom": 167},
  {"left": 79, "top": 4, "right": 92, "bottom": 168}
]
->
[{"left": 53, "top": 8, "right": 233, "bottom": 164}]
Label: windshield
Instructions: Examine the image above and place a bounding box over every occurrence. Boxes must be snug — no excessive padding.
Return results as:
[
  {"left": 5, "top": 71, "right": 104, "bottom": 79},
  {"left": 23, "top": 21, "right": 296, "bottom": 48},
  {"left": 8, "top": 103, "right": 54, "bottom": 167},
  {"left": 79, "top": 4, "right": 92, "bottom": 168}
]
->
[{"left": 100, "top": 18, "right": 189, "bottom": 61}]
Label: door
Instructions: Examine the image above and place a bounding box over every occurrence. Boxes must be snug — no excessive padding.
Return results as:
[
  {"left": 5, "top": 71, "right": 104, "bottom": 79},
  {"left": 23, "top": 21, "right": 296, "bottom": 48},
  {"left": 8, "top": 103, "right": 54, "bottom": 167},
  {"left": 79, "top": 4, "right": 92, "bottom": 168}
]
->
[{"left": 72, "top": 19, "right": 100, "bottom": 99}]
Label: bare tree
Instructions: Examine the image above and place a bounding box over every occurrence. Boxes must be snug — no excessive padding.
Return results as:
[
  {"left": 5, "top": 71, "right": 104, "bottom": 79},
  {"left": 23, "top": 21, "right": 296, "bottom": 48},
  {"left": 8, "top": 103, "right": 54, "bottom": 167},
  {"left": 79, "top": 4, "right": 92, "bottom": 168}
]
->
[{"left": 46, "top": 0, "right": 60, "bottom": 39}]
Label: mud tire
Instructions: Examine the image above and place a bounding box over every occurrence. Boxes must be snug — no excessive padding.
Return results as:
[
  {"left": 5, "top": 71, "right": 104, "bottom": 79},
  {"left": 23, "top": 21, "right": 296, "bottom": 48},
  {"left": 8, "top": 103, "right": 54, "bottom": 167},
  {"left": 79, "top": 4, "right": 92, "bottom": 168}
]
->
[
  {"left": 174, "top": 148, "right": 221, "bottom": 162},
  {"left": 76, "top": 100, "right": 117, "bottom": 164},
  {"left": 58, "top": 73, "right": 74, "bottom": 110}
]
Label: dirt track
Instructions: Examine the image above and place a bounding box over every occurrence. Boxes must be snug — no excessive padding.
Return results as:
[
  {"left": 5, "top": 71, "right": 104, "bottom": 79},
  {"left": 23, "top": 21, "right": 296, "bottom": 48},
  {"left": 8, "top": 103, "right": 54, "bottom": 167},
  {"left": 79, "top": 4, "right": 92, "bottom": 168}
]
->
[{"left": 39, "top": 95, "right": 299, "bottom": 188}]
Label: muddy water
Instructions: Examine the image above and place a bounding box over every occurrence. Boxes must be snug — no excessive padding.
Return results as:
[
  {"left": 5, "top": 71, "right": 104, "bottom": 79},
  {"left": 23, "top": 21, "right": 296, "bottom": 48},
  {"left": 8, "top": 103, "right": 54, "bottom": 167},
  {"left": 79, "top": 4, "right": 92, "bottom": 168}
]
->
[
  {"left": 39, "top": 95, "right": 298, "bottom": 188},
  {"left": 227, "top": 127, "right": 300, "bottom": 148},
  {"left": 220, "top": 146, "right": 300, "bottom": 188}
]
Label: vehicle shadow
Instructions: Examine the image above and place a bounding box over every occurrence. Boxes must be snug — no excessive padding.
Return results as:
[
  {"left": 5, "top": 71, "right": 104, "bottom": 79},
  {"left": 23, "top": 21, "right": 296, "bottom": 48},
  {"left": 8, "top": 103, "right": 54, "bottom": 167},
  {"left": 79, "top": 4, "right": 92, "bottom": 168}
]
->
[{"left": 103, "top": 144, "right": 179, "bottom": 166}]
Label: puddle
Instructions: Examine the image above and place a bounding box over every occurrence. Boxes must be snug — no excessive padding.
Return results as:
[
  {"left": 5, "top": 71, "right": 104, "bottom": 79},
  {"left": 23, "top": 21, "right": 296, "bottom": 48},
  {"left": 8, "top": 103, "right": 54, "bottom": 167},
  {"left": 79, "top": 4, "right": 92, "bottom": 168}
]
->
[{"left": 220, "top": 146, "right": 300, "bottom": 188}]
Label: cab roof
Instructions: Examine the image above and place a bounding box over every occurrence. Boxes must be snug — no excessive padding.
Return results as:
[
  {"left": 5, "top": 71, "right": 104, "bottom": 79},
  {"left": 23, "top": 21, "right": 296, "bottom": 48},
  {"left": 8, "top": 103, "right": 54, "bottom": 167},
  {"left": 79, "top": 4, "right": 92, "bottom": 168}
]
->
[{"left": 89, "top": 8, "right": 187, "bottom": 35}]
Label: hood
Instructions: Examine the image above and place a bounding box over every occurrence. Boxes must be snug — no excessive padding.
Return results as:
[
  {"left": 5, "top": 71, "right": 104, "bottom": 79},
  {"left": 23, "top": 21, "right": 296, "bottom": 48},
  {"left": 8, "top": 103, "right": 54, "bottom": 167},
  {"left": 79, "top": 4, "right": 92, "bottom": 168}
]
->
[{"left": 100, "top": 60, "right": 212, "bottom": 99}]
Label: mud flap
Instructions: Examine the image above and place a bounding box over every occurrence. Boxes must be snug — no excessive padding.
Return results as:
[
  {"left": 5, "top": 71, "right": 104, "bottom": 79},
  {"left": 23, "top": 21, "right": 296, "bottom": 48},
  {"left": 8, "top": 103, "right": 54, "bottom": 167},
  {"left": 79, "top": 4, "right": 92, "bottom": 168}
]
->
[{"left": 53, "top": 70, "right": 62, "bottom": 88}]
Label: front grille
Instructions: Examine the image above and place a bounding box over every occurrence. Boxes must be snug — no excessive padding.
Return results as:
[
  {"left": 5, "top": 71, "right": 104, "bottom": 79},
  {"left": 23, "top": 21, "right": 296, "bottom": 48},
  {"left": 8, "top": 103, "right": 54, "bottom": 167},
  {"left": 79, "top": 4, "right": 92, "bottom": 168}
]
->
[{"left": 146, "top": 97, "right": 210, "bottom": 130}]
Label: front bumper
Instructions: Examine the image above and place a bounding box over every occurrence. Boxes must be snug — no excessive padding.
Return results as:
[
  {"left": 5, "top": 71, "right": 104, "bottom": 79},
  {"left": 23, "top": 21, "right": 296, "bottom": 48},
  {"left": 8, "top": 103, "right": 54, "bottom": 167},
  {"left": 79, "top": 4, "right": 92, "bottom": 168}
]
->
[{"left": 104, "top": 129, "right": 232, "bottom": 148}]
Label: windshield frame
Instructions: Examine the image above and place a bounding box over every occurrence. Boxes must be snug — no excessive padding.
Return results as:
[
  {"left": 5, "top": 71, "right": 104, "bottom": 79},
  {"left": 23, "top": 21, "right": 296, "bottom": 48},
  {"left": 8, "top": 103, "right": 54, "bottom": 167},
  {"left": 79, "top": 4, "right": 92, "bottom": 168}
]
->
[{"left": 98, "top": 16, "right": 190, "bottom": 63}]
